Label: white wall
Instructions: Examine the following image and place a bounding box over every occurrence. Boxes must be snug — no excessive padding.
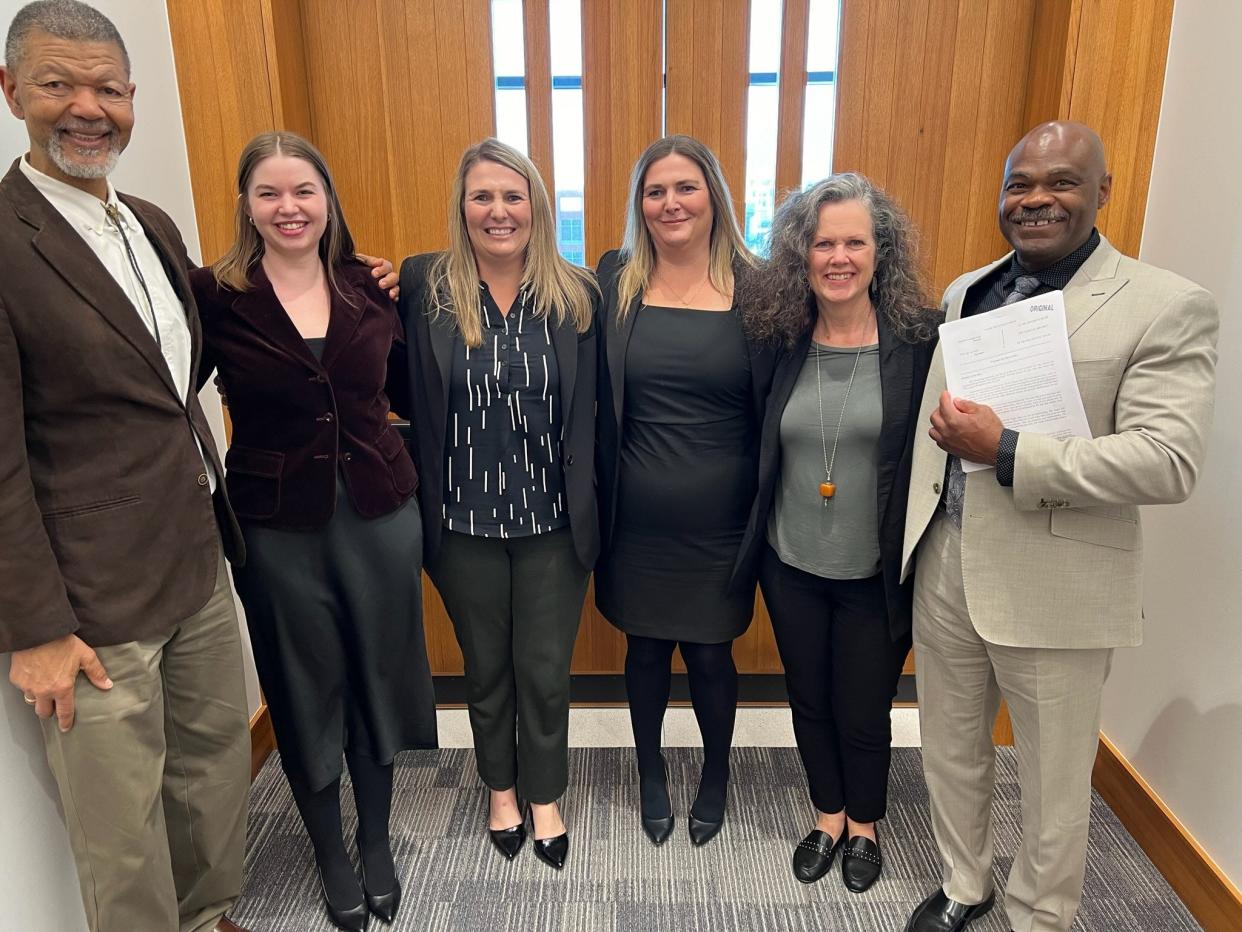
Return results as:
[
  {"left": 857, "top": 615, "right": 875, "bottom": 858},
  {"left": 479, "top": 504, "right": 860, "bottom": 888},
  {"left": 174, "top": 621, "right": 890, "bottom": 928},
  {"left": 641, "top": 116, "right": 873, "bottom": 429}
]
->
[
  {"left": 1, "top": 2, "right": 260, "bottom": 927},
  {"left": 1100, "top": 0, "right": 1242, "bottom": 890}
]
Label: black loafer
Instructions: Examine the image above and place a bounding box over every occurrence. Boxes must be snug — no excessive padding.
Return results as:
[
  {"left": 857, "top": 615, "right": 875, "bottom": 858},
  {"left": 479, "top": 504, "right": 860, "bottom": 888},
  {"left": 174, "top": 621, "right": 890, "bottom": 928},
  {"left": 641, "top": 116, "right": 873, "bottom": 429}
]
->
[
  {"left": 792, "top": 829, "right": 845, "bottom": 884},
  {"left": 532, "top": 832, "right": 569, "bottom": 870},
  {"left": 841, "top": 833, "right": 883, "bottom": 892},
  {"left": 488, "top": 822, "right": 527, "bottom": 861},
  {"left": 903, "top": 888, "right": 995, "bottom": 932}
]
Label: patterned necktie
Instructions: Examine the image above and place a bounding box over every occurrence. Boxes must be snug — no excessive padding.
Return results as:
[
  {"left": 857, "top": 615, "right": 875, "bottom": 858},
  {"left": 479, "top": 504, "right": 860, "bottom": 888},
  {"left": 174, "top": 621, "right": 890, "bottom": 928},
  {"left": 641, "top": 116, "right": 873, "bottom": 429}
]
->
[{"left": 943, "top": 273, "right": 1043, "bottom": 528}]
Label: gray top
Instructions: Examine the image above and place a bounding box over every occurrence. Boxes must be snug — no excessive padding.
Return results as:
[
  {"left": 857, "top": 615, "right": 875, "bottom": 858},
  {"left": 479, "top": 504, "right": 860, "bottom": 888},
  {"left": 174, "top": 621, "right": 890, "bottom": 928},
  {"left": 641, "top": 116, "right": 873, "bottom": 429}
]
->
[{"left": 767, "top": 341, "right": 882, "bottom": 579}]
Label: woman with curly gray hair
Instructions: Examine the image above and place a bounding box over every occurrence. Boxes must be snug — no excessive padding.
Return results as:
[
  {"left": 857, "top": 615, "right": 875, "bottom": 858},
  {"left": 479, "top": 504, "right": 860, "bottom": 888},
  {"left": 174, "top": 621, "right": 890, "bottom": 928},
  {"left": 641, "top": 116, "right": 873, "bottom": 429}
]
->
[{"left": 736, "top": 173, "right": 939, "bottom": 891}]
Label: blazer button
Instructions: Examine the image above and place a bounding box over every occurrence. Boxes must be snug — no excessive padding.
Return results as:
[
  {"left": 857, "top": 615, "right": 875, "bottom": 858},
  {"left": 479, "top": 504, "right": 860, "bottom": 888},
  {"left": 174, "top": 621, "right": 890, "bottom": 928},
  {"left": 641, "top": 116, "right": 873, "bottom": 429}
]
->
[
  {"left": 196, "top": 473, "right": 209, "bottom": 487},
  {"left": 320, "top": 412, "right": 335, "bottom": 423},
  {"left": 933, "top": 481, "right": 941, "bottom": 494},
  {"left": 341, "top": 452, "right": 353, "bottom": 462},
  {"left": 565, "top": 454, "right": 575, "bottom": 466}
]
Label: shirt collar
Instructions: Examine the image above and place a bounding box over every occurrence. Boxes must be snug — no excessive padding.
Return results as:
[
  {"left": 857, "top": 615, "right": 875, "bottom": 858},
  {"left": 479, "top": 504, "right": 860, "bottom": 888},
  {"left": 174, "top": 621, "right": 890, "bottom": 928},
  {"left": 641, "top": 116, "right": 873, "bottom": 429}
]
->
[
  {"left": 1008, "top": 228, "right": 1101, "bottom": 291},
  {"left": 19, "top": 154, "right": 127, "bottom": 233}
]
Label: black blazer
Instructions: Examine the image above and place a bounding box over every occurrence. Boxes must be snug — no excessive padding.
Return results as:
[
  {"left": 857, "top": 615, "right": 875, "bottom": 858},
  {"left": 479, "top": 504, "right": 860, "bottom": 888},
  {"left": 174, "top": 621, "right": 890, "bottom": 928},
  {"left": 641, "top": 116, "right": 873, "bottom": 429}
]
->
[
  {"left": 735, "top": 308, "right": 937, "bottom": 640},
  {"left": 594, "top": 249, "right": 777, "bottom": 589},
  {"left": 191, "top": 261, "right": 417, "bottom": 530},
  {"left": 395, "top": 252, "right": 600, "bottom": 569}
]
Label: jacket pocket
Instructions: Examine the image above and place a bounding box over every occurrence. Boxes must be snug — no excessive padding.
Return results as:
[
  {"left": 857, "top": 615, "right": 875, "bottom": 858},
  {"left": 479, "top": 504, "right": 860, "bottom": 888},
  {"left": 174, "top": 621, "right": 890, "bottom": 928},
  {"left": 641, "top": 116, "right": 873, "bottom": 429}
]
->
[
  {"left": 1049, "top": 506, "right": 1138, "bottom": 551},
  {"left": 225, "top": 446, "right": 284, "bottom": 520},
  {"left": 42, "top": 494, "right": 142, "bottom": 521},
  {"left": 376, "top": 426, "right": 416, "bottom": 495}
]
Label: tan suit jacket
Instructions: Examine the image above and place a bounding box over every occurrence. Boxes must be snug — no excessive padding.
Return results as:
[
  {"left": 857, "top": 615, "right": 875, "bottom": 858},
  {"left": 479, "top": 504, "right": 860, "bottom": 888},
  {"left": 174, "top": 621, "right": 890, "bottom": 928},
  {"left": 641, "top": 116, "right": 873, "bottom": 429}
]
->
[
  {"left": 0, "top": 160, "right": 242, "bottom": 653},
  {"left": 901, "top": 237, "right": 1218, "bottom": 649}
]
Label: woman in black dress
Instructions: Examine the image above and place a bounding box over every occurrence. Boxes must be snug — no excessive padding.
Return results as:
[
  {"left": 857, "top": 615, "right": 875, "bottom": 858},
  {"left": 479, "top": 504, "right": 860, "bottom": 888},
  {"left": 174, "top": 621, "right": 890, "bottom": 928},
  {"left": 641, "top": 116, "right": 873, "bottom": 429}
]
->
[
  {"left": 395, "top": 139, "right": 599, "bottom": 871},
  {"left": 191, "top": 132, "right": 436, "bottom": 931},
  {"left": 596, "top": 135, "right": 774, "bottom": 847},
  {"left": 737, "top": 173, "right": 937, "bottom": 891}
]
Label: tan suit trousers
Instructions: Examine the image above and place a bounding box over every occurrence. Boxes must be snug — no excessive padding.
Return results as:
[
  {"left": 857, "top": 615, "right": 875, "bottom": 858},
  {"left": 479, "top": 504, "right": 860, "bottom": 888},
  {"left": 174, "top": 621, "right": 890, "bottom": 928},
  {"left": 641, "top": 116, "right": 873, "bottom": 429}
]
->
[
  {"left": 914, "top": 514, "right": 1112, "bottom": 932},
  {"left": 41, "top": 549, "right": 250, "bottom": 932}
]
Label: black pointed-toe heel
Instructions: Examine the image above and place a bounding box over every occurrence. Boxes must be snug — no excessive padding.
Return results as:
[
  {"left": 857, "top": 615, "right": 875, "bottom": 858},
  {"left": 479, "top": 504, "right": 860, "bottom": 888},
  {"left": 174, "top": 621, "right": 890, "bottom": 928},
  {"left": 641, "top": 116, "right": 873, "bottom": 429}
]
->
[
  {"left": 359, "top": 859, "right": 401, "bottom": 923},
  {"left": 488, "top": 821, "right": 527, "bottom": 861},
  {"left": 639, "top": 763, "right": 675, "bottom": 846},
  {"left": 642, "top": 812, "right": 675, "bottom": 845},
  {"left": 317, "top": 869, "right": 369, "bottom": 932},
  {"left": 687, "top": 813, "right": 724, "bottom": 847},
  {"left": 532, "top": 831, "right": 569, "bottom": 870}
]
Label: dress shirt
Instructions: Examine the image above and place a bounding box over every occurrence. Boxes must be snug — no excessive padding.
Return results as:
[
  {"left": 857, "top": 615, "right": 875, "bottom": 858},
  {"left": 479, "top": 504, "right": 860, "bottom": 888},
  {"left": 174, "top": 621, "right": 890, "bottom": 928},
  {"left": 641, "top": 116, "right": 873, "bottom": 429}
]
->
[
  {"left": 443, "top": 284, "right": 568, "bottom": 538},
  {"left": 20, "top": 156, "right": 215, "bottom": 491}
]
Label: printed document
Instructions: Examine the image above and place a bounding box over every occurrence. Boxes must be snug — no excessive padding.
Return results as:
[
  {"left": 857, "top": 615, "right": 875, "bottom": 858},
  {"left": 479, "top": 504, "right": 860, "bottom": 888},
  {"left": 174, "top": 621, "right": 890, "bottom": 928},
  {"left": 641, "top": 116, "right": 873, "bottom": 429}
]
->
[{"left": 939, "top": 290, "right": 1091, "bottom": 472}]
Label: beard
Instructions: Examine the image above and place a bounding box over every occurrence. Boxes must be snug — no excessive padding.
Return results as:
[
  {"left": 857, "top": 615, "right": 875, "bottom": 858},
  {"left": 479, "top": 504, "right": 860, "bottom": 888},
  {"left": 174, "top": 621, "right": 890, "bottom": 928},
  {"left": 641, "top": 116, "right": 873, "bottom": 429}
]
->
[{"left": 46, "top": 119, "right": 122, "bottom": 180}]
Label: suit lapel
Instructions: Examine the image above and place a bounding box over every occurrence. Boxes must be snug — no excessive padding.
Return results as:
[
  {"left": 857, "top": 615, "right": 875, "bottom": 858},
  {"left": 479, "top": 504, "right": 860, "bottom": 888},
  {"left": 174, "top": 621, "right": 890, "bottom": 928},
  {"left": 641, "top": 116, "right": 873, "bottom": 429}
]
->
[
  {"left": 606, "top": 294, "right": 641, "bottom": 430},
  {"left": 1063, "top": 238, "right": 1126, "bottom": 338},
  {"left": 550, "top": 317, "right": 577, "bottom": 427},
  {"left": 321, "top": 273, "right": 364, "bottom": 371},
  {"left": 876, "top": 314, "right": 911, "bottom": 466},
  {"left": 231, "top": 263, "right": 322, "bottom": 370},
  {"left": 14, "top": 174, "right": 182, "bottom": 400},
  {"left": 427, "top": 309, "right": 456, "bottom": 431}
]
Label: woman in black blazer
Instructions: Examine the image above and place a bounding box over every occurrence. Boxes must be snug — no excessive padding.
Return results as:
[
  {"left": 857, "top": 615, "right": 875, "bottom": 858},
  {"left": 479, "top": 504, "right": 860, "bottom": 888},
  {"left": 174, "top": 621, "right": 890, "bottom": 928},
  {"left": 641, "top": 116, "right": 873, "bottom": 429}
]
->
[
  {"left": 595, "top": 135, "right": 775, "bottom": 849},
  {"left": 192, "top": 131, "right": 434, "bottom": 931},
  {"left": 395, "top": 138, "right": 598, "bottom": 871},
  {"left": 736, "top": 173, "right": 938, "bottom": 891}
]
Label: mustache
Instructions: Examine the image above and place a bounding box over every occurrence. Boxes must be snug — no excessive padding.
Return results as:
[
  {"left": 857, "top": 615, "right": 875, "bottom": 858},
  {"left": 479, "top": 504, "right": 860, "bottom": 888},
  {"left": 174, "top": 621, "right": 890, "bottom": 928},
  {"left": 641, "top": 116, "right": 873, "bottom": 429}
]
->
[
  {"left": 56, "top": 118, "right": 118, "bottom": 136},
  {"left": 1008, "top": 207, "right": 1067, "bottom": 223}
]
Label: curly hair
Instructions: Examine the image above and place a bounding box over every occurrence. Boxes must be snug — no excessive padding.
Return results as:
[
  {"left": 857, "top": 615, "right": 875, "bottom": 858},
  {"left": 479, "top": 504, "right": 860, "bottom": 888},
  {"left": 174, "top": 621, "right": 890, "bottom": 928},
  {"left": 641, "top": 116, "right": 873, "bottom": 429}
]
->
[{"left": 741, "top": 173, "right": 935, "bottom": 347}]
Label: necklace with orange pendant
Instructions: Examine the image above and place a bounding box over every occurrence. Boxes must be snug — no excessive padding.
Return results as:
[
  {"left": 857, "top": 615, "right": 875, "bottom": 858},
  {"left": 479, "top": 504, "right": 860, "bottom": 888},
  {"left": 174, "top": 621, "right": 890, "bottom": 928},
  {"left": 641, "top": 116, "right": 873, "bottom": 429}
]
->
[{"left": 815, "top": 337, "right": 866, "bottom": 502}]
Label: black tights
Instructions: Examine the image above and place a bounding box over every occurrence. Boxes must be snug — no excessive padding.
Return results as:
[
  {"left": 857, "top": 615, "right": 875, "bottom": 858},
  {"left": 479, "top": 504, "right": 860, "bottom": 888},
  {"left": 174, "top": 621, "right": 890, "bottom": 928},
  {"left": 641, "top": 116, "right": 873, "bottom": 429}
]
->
[
  {"left": 288, "top": 751, "right": 395, "bottom": 907},
  {"left": 624, "top": 634, "right": 738, "bottom": 821}
]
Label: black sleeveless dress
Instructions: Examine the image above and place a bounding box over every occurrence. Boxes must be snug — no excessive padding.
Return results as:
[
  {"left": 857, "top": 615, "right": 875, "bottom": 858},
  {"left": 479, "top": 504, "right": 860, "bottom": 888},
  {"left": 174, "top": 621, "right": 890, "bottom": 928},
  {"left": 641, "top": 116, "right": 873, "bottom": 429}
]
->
[{"left": 595, "top": 305, "right": 758, "bottom": 643}]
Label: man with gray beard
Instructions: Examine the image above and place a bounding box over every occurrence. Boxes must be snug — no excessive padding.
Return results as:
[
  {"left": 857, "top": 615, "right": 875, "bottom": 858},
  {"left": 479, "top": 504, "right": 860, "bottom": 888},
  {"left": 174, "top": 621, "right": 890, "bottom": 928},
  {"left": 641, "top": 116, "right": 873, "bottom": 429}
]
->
[{"left": 0, "top": 2, "right": 250, "bottom": 930}]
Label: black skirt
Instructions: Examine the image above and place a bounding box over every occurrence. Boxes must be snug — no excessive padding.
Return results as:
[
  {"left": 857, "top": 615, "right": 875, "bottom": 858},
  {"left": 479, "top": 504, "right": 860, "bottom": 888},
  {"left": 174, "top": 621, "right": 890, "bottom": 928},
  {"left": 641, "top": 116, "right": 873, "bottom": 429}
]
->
[{"left": 232, "top": 476, "right": 437, "bottom": 790}]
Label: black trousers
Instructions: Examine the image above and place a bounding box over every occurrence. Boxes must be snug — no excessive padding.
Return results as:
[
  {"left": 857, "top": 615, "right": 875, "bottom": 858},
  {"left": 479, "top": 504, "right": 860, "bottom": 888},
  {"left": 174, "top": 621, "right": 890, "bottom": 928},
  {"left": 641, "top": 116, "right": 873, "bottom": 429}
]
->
[
  {"left": 759, "top": 544, "right": 910, "bottom": 822},
  {"left": 430, "top": 526, "right": 589, "bottom": 804}
]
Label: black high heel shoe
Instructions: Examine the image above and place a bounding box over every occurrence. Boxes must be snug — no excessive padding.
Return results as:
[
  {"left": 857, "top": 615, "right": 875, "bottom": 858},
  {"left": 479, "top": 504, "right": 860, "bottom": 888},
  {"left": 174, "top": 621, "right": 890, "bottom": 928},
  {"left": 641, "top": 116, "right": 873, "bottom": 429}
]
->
[
  {"left": 357, "top": 848, "right": 401, "bottom": 923},
  {"left": 532, "top": 831, "right": 569, "bottom": 870},
  {"left": 639, "top": 759, "right": 674, "bottom": 846},
  {"left": 488, "top": 812, "right": 528, "bottom": 861},
  {"left": 688, "top": 774, "right": 727, "bottom": 847},
  {"left": 317, "top": 867, "right": 369, "bottom": 932}
]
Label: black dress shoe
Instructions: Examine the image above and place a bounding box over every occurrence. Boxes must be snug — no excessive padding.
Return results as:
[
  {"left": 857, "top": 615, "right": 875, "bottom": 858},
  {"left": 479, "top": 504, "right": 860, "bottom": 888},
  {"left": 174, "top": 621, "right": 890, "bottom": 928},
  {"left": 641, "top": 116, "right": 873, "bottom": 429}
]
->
[
  {"left": 639, "top": 762, "right": 675, "bottom": 845},
  {"left": 317, "top": 870, "right": 369, "bottom": 932},
  {"left": 841, "top": 832, "right": 883, "bottom": 893},
  {"left": 687, "top": 813, "right": 724, "bottom": 846},
  {"left": 359, "top": 858, "right": 401, "bottom": 923},
  {"left": 791, "top": 829, "right": 844, "bottom": 884},
  {"left": 532, "top": 832, "right": 569, "bottom": 870},
  {"left": 488, "top": 821, "right": 527, "bottom": 861},
  {"left": 903, "top": 889, "right": 995, "bottom": 932}
]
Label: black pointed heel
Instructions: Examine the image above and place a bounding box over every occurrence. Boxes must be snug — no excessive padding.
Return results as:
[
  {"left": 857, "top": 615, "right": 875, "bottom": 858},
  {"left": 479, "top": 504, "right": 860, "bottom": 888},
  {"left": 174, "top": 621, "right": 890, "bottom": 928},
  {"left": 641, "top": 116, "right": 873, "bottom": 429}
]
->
[
  {"left": 359, "top": 857, "right": 401, "bottom": 922},
  {"left": 532, "top": 831, "right": 569, "bottom": 870},
  {"left": 317, "top": 868, "right": 369, "bottom": 932}
]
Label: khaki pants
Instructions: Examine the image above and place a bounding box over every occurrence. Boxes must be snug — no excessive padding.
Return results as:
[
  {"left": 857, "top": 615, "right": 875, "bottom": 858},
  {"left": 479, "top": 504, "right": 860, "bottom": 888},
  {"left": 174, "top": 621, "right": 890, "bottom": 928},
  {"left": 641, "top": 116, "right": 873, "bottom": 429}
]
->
[
  {"left": 913, "top": 514, "right": 1112, "bottom": 932},
  {"left": 41, "top": 551, "right": 250, "bottom": 932}
]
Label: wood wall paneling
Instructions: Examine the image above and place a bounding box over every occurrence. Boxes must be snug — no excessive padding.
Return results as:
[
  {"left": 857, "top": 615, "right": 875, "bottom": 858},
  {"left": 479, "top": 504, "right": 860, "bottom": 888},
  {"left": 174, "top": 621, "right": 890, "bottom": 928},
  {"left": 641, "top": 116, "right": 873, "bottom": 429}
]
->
[
  {"left": 259, "top": 0, "right": 313, "bottom": 136},
  {"left": 774, "top": 0, "right": 811, "bottom": 197},
  {"left": 664, "top": 0, "right": 751, "bottom": 215},
  {"left": 522, "top": 0, "right": 556, "bottom": 195},
  {"left": 166, "top": 0, "right": 277, "bottom": 264},
  {"left": 581, "top": 0, "right": 663, "bottom": 264}
]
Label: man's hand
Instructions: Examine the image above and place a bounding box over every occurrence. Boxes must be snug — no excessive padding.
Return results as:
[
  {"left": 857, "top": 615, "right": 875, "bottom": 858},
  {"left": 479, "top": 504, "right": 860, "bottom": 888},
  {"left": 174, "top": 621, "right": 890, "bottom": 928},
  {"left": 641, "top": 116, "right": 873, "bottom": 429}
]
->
[
  {"left": 929, "top": 391, "right": 1004, "bottom": 466},
  {"left": 359, "top": 253, "right": 399, "bottom": 300},
  {"left": 9, "top": 634, "right": 112, "bottom": 732}
]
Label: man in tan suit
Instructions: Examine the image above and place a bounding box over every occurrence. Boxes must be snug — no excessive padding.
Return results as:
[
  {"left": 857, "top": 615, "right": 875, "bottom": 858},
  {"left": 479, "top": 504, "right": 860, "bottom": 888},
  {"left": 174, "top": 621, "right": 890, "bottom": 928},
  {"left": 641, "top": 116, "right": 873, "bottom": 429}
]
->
[
  {"left": 901, "top": 122, "right": 1218, "bottom": 932},
  {"left": 1, "top": 2, "right": 249, "bottom": 930}
]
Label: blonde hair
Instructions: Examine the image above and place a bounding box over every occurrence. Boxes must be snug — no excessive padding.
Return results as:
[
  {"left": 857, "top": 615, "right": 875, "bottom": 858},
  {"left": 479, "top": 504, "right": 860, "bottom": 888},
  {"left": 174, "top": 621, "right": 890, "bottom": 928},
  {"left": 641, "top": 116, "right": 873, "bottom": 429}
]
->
[
  {"left": 211, "top": 131, "right": 357, "bottom": 301},
  {"left": 616, "top": 134, "right": 753, "bottom": 319},
  {"left": 429, "top": 138, "right": 597, "bottom": 348}
]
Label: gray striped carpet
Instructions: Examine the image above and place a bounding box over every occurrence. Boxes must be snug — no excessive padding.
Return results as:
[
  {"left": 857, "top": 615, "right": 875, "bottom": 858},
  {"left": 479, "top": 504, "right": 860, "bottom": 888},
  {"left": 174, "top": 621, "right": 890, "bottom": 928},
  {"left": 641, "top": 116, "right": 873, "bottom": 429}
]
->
[{"left": 234, "top": 747, "right": 1200, "bottom": 931}]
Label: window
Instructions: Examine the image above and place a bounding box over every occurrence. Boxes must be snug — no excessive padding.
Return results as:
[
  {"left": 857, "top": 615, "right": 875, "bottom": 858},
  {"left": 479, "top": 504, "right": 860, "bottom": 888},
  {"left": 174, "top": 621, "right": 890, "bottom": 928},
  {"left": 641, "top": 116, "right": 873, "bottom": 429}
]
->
[
  {"left": 801, "top": 0, "right": 841, "bottom": 189},
  {"left": 742, "top": 0, "right": 784, "bottom": 254},
  {"left": 490, "top": 0, "right": 528, "bottom": 155}
]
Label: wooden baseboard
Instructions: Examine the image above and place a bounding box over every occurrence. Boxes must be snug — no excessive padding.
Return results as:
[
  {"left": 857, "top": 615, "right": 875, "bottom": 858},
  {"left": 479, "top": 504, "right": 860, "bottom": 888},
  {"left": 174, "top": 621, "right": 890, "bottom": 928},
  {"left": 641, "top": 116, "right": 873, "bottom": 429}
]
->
[
  {"left": 249, "top": 704, "right": 275, "bottom": 780},
  {"left": 1093, "top": 734, "right": 1242, "bottom": 932}
]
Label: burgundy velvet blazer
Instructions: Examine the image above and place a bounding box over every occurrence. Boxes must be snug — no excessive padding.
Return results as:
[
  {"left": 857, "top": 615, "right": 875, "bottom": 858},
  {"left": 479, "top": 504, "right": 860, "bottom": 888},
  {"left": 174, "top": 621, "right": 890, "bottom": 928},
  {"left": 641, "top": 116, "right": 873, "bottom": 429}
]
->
[{"left": 190, "top": 260, "right": 417, "bottom": 530}]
